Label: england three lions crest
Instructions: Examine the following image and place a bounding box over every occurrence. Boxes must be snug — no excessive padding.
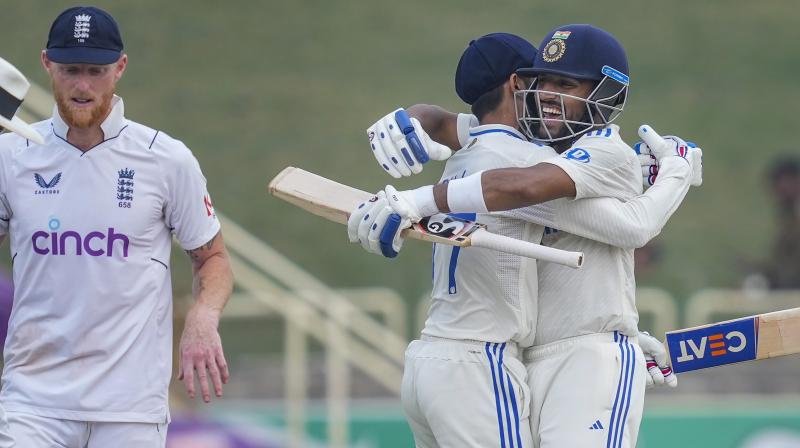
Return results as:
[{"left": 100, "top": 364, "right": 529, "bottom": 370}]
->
[{"left": 117, "top": 168, "right": 135, "bottom": 208}]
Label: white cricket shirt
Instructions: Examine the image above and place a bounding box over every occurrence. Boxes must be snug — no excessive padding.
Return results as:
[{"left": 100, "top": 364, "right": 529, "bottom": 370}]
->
[
  {"left": 534, "top": 125, "right": 643, "bottom": 345},
  {"left": 423, "top": 123, "right": 557, "bottom": 347},
  {"left": 455, "top": 117, "right": 691, "bottom": 347},
  {"left": 0, "top": 96, "right": 220, "bottom": 422}
]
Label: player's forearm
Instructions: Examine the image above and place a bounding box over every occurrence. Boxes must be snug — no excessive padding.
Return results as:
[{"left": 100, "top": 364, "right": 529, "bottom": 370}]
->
[
  {"left": 433, "top": 164, "right": 576, "bottom": 213},
  {"left": 191, "top": 251, "right": 233, "bottom": 318},
  {"left": 556, "top": 157, "right": 692, "bottom": 248},
  {"left": 406, "top": 104, "right": 461, "bottom": 151}
]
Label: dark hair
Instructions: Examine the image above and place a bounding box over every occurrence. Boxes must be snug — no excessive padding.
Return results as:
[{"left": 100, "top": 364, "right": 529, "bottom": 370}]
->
[
  {"left": 768, "top": 156, "right": 800, "bottom": 182},
  {"left": 470, "top": 83, "right": 505, "bottom": 121}
]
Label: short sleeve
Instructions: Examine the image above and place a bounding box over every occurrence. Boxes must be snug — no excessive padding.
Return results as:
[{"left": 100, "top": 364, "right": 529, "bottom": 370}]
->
[
  {"left": 456, "top": 113, "right": 479, "bottom": 147},
  {"left": 544, "top": 134, "right": 641, "bottom": 200},
  {"left": 160, "top": 140, "right": 221, "bottom": 250}
]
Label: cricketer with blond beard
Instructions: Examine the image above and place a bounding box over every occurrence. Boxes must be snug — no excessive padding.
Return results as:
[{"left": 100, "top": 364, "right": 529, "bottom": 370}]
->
[{"left": 0, "top": 6, "right": 233, "bottom": 446}]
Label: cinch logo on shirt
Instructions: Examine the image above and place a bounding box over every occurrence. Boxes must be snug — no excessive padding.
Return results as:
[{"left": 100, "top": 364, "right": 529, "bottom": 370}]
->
[
  {"left": 666, "top": 317, "right": 758, "bottom": 373},
  {"left": 31, "top": 218, "right": 130, "bottom": 257}
]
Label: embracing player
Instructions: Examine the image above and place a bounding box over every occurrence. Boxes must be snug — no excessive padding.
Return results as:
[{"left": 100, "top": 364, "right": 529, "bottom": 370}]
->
[{"left": 352, "top": 25, "right": 700, "bottom": 447}]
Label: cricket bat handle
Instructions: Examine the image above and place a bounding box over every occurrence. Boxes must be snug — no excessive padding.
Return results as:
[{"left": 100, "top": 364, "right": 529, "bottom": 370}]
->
[{"left": 469, "top": 228, "right": 584, "bottom": 268}]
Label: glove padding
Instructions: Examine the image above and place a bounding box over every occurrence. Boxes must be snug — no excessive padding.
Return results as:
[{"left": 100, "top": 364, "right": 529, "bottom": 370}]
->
[
  {"left": 635, "top": 125, "right": 703, "bottom": 188},
  {"left": 367, "top": 108, "right": 452, "bottom": 178},
  {"left": 638, "top": 331, "right": 677, "bottom": 389},
  {"left": 347, "top": 186, "right": 424, "bottom": 258}
]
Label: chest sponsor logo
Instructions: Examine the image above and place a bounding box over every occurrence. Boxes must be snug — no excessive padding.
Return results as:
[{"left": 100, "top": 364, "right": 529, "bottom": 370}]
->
[
  {"left": 666, "top": 317, "right": 758, "bottom": 373},
  {"left": 117, "top": 168, "right": 135, "bottom": 208},
  {"left": 31, "top": 217, "right": 130, "bottom": 258},
  {"left": 34, "top": 172, "right": 62, "bottom": 195}
]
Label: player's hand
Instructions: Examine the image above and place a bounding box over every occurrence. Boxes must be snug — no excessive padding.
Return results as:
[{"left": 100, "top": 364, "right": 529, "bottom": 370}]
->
[
  {"left": 178, "top": 304, "right": 230, "bottom": 402},
  {"left": 347, "top": 190, "right": 410, "bottom": 257},
  {"left": 367, "top": 108, "right": 452, "bottom": 178},
  {"left": 635, "top": 125, "right": 703, "bottom": 187},
  {"left": 638, "top": 331, "right": 677, "bottom": 389}
]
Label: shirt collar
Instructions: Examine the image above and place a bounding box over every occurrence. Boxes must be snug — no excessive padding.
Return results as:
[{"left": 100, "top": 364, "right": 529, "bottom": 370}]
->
[
  {"left": 468, "top": 123, "right": 526, "bottom": 141},
  {"left": 51, "top": 95, "right": 127, "bottom": 141}
]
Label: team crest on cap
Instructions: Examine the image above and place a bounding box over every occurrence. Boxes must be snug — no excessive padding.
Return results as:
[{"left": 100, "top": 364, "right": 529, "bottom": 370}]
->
[
  {"left": 542, "top": 39, "right": 566, "bottom": 63},
  {"left": 74, "top": 14, "right": 92, "bottom": 42}
]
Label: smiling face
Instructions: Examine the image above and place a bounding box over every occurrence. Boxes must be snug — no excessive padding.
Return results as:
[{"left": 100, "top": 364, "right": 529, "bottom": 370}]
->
[
  {"left": 42, "top": 52, "right": 127, "bottom": 130},
  {"left": 533, "top": 73, "right": 595, "bottom": 141}
]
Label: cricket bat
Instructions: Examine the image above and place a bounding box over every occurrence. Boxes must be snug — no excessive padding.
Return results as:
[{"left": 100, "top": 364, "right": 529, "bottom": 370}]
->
[
  {"left": 664, "top": 307, "right": 800, "bottom": 373},
  {"left": 268, "top": 167, "right": 584, "bottom": 268}
]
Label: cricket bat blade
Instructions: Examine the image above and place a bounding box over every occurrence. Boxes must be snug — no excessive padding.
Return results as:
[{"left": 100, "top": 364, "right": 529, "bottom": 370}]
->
[{"left": 268, "top": 167, "right": 583, "bottom": 268}]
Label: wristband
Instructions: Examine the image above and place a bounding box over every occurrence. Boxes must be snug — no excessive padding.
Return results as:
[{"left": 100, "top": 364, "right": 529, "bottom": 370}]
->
[
  {"left": 446, "top": 171, "right": 489, "bottom": 213},
  {"left": 409, "top": 185, "right": 440, "bottom": 218}
]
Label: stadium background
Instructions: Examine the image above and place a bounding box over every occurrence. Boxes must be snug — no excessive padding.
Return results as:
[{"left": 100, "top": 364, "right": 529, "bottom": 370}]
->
[{"left": 3, "top": 1, "right": 800, "bottom": 447}]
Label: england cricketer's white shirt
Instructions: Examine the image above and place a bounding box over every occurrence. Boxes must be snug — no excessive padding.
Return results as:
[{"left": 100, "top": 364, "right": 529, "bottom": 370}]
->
[
  {"left": 424, "top": 124, "right": 557, "bottom": 347},
  {"left": 0, "top": 96, "right": 220, "bottom": 423},
  {"left": 534, "top": 125, "right": 643, "bottom": 345}
]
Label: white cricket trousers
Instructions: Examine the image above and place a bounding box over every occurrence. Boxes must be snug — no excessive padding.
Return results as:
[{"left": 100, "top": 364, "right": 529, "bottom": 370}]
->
[
  {"left": 402, "top": 337, "right": 533, "bottom": 448},
  {"left": 524, "top": 331, "right": 646, "bottom": 448},
  {"left": 6, "top": 412, "right": 167, "bottom": 447},
  {"left": 0, "top": 406, "right": 12, "bottom": 448}
]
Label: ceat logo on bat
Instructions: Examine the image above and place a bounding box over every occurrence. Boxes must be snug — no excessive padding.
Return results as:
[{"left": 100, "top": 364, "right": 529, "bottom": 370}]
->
[{"left": 665, "top": 317, "right": 758, "bottom": 373}]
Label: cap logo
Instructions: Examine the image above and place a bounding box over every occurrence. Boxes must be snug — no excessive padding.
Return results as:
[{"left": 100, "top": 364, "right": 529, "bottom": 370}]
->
[
  {"left": 74, "top": 14, "right": 92, "bottom": 42},
  {"left": 552, "top": 30, "right": 572, "bottom": 40},
  {"left": 542, "top": 39, "right": 566, "bottom": 63}
]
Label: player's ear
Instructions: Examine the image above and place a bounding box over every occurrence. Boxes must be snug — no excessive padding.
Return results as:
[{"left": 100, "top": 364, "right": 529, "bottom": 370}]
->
[
  {"left": 41, "top": 50, "right": 52, "bottom": 73},
  {"left": 113, "top": 54, "right": 128, "bottom": 82},
  {"left": 506, "top": 73, "right": 522, "bottom": 97}
]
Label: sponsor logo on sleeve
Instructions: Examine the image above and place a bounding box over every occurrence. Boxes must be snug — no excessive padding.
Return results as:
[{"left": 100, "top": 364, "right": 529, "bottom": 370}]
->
[
  {"left": 204, "top": 194, "right": 216, "bottom": 218},
  {"left": 666, "top": 317, "right": 758, "bottom": 373}
]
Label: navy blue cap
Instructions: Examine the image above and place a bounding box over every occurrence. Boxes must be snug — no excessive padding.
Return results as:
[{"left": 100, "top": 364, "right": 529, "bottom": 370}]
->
[
  {"left": 455, "top": 33, "right": 537, "bottom": 105},
  {"left": 46, "top": 6, "right": 123, "bottom": 65},
  {"left": 517, "top": 24, "right": 628, "bottom": 81}
]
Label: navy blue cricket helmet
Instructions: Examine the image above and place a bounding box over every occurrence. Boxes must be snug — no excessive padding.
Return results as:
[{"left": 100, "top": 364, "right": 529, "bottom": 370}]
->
[{"left": 514, "top": 24, "right": 630, "bottom": 143}]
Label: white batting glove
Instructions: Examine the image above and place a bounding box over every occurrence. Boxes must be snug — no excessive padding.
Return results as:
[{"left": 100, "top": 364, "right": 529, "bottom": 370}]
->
[
  {"left": 367, "top": 108, "right": 452, "bottom": 178},
  {"left": 347, "top": 191, "right": 410, "bottom": 258},
  {"left": 686, "top": 146, "right": 703, "bottom": 186},
  {"left": 635, "top": 125, "right": 703, "bottom": 187},
  {"left": 638, "top": 331, "right": 677, "bottom": 389}
]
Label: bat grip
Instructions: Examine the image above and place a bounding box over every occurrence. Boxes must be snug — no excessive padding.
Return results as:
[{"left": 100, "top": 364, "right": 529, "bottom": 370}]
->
[{"left": 469, "top": 229, "right": 584, "bottom": 268}]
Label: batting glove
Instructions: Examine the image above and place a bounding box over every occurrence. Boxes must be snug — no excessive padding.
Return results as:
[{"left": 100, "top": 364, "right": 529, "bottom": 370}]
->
[
  {"left": 347, "top": 191, "right": 410, "bottom": 258},
  {"left": 367, "top": 108, "right": 452, "bottom": 178},
  {"left": 635, "top": 125, "right": 703, "bottom": 188},
  {"left": 638, "top": 331, "right": 677, "bottom": 389}
]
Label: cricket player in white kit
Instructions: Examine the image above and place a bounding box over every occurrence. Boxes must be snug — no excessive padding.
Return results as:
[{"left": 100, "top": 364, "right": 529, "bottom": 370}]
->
[
  {"left": 0, "top": 7, "right": 233, "bottom": 446},
  {"left": 352, "top": 24, "right": 699, "bottom": 447},
  {"left": 0, "top": 56, "right": 47, "bottom": 448},
  {"left": 356, "top": 33, "right": 543, "bottom": 448}
]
